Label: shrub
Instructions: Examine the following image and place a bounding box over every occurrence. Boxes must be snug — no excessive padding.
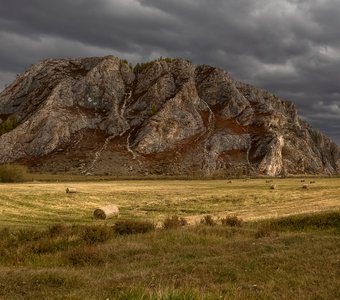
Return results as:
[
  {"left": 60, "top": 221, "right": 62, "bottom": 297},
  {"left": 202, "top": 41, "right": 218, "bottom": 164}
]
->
[
  {"left": 64, "top": 246, "right": 106, "bottom": 266},
  {"left": 0, "top": 115, "right": 18, "bottom": 135},
  {"left": 121, "top": 59, "right": 129, "bottom": 65},
  {"left": 148, "top": 105, "right": 158, "bottom": 116},
  {"left": 114, "top": 220, "right": 155, "bottom": 235},
  {"left": 133, "top": 57, "right": 183, "bottom": 73},
  {"left": 0, "top": 164, "right": 29, "bottom": 183},
  {"left": 162, "top": 215, "right": 188, "bottom": 229},
  {"left": 48, "top": 224, "right": 69, "bottom": 238},
  {"left": 157, "top": 56, "right": 175, "bottom": 63},
  {"left": 133, "top": 61, "right": 155, "bottom": 73},
  {"left": 81, "top": 225, "right": 112, "bottom": 244},
  {"left": 16, "top": 228, "right": 44, "bottom": 243},
  {"left": 200, "top": 215, "right": 216, "bottom": 226},
  {"left": 221, "top": 215, "right": 243, "bottom": 227},
  {"left": 30, "top": 238, "right": 71, "bottom": 254},
  {"left": 0, "top": 227, "right": 11, "bottom": 240}
]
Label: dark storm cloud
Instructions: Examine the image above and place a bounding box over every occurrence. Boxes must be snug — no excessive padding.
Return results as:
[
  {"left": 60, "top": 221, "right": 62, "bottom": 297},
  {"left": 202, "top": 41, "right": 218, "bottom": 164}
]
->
[{"left": 0, "top": 0, "right": 339, "bottom": 143}]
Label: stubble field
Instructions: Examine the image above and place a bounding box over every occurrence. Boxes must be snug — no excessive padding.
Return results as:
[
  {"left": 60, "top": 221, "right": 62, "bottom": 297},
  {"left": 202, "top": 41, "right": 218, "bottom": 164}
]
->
[{"left": 1, "top": 177, "right": 339, "bottom": 227}]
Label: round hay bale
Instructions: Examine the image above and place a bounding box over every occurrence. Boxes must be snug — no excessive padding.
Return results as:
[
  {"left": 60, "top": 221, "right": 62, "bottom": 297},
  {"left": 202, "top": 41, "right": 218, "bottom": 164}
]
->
[
  {"left": 302, "top": 184, "right": 308, "bottom": 189},
  {"left": 94, "top": 205, "right": 119, "bottom": 220},
  {"left": 66, "top": 187, "right": 77, "bottom": 193},
  {"left": 270, "top": 184, "right": 276, "bottom": 190}
]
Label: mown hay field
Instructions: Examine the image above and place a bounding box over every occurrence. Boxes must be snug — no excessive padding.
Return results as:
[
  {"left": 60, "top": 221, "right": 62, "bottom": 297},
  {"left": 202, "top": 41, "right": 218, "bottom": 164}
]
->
[{"left": 1, "top": 178, "right": 339, "bottom": 228}]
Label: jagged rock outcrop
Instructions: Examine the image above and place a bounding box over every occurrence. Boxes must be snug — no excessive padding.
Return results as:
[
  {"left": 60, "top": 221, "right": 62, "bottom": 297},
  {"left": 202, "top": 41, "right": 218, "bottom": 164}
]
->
[{"left": 0, "top": 56, "right": 339, "bottom": 176}]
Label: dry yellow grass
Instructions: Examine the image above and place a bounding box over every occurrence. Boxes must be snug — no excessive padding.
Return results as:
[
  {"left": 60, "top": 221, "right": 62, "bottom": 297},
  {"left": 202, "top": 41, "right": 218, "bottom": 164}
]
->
[
  {"left": 1, "top": 177, "right": 339, "bottom": 228},
  {"left": 0, "top": 178, "right": 339, "bottom": 299}
]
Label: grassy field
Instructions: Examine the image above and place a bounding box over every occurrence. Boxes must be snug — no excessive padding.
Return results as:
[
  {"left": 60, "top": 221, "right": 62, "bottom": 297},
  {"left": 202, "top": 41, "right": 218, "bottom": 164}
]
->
[
  {"left": 0, "top": 178, "right": 339, "bottom": 299},
  {"left": 1, "top": 177, "right": 339, "bottom": 227}
]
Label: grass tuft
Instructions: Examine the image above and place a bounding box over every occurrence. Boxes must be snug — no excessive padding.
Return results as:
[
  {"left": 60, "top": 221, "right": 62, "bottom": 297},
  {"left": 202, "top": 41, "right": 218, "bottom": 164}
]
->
[
  {"left": 48, "top": 224, "right": 69, "bottom": 238},
  {"left": 63, "top": 245, "right": 106, "bottom": 266},
  {"left": 114, "top": 220, "right": 155, "bottom": 235},
  {"left": 200, "top": 215, "right": 216, "bottom": 226},
  {"left": 81, "top": 225, "right": 112, "bottom": 244},
  {"left": 163, "top": 215, "right": 188, "bottom": 229},
  {"left": 221, "top": 215, "right": 243, "bottom": 227},
  {"left": 116, "top": 288, "right": 203, "bottom": 300}
]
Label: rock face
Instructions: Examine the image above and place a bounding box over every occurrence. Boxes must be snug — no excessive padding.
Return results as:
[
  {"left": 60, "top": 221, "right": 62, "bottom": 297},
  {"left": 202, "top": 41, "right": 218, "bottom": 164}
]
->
[{"left": 0, "top": 56, "right": 339, "bottom": 176}]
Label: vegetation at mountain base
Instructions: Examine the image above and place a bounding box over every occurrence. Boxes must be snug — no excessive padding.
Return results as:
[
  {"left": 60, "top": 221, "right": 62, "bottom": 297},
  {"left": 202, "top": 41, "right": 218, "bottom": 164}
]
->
[{"left": 0, "top": 164, "right": 29, "bottom": 183}]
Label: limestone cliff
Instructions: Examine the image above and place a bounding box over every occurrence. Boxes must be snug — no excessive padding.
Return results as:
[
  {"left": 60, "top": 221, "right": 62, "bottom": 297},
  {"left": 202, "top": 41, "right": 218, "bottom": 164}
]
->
[{"left": 0, "top": 56, "right": 339, "bottom": 176}]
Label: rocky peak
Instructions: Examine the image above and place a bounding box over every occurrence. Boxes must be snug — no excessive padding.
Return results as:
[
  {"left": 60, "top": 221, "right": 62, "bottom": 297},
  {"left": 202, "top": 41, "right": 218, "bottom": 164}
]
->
[{"left": 0, "top": 56, "right": 339, "bottom": 176}]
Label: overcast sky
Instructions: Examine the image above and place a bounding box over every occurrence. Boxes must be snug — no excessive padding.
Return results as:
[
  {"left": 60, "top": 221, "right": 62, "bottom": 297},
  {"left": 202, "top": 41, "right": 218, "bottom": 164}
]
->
[{"left": 0, "top": 0, "right": 339, "bottom": 143}]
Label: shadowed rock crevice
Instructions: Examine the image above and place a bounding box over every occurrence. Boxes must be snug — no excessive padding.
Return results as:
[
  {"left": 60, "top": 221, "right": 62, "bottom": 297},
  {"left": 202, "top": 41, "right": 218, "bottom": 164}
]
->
[{"left": 0, "top": 56, "right": 339, "bottom": 176}]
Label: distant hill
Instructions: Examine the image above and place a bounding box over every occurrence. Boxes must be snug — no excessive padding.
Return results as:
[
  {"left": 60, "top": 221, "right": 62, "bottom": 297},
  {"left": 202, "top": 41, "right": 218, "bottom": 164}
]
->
[{"left": 0, "top": 56, "right": 339, "bottom": 176}]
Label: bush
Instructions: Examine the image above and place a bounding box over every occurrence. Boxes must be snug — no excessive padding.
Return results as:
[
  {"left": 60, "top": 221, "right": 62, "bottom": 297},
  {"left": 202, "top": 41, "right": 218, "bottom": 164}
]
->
[
  {"left": 64, "top": 246, "right": 106, "bottom": 266},
  {"left": 114, "top": 220, "right": 155, "bottom": 235},
  {"left": 30, "top": 237, "right": 71, "bottom": 254},
  {"left": 133, "top": 57, "right": 178, "bottom": 74},
  {"left": 0, "top": 164, "right": 29, "bottom": 183},
  {"left": 200, "top": 215, "right": 216, "bottom": 226},
  {"left": 16, "top": 228, "right": 44, "bottom": 243},
  {"left": 148, "top": 105, "right": 158, "bottom": 116},
  {"left": 161, "top": 57, "right": 174, "bottom": 63},
  {"left": 81, "top": 225, "right": 112, "bottom": 244},
  {"left": 162, "top": 215, "right": 188, "bottom": 229},
  {"left": 48, "top": 224, "right": 69, "bottom": 238},
  {"left": 0, "top": 115, "right": 18, "bottom": 135},
  {"left": 133, "top": 61, "right": 155, "bottom": 73},
  {"left": 221, "top": 215, "right": 243, "bottom": 227}
]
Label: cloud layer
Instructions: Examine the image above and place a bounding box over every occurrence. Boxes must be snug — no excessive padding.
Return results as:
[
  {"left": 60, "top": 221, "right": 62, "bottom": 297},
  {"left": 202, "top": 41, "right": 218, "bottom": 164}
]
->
[{"left": 0, "top": 0, "right": 339, "bottom": 143}]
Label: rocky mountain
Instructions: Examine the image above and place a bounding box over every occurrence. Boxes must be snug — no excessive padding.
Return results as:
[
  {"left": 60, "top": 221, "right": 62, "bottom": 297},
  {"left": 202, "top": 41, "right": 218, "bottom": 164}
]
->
[{"left": 0, "top": 56, "right": 339, "bottom": 176}]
